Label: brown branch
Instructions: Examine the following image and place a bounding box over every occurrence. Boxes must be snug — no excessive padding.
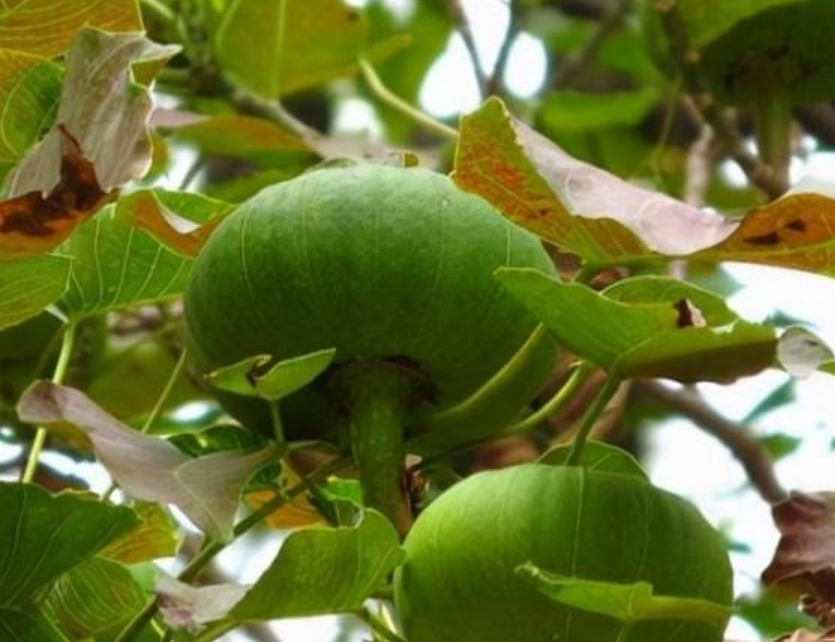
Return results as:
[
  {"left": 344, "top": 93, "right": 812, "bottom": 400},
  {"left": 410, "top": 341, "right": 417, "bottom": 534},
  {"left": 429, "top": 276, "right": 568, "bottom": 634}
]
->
[
  {"left": 632, "top": 380, "right": 788, "bottom": 505},
  {"left": 656, "top": 1, "right": 788, "bottom": 200},
  {"left": 487, "top": 0, "right": 518, "bottom": 96},
  {"left": 443, "top": 0, "right": 489, "bottom": 97}
]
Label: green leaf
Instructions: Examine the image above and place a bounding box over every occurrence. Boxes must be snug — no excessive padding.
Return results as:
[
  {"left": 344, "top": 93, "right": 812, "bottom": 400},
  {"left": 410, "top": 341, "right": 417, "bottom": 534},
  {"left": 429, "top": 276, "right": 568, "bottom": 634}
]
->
[
  {"left": 538, "top": 441, "right": 648, "bottom": 479},
  {"left": 0, "top": 0, "right": 142, "bottom": 59},
  {"left": 206, "top": 348, "right": 337, "bottom": 401},
  {"left": 0, "top": 254, "right": 70, "bottom": 332},
  {"left": 538, "top": 88, "right": 660, "bottom": 133},
  {"left": 60, "top": 190, "right": 232, "bottom": 319},
  {"left": 99, "top": 503, "right": 179, "bottom": 564},
  {"left": 43, "top": 558, "right": 146, "bottom": 638},
  {"left": 0, "top": 483, "right": 137, "bottom": 607},
  {"left": 517, "top": 562, "right": 733, "bottom": 626},
  {"left": 17, "top": 382, "right": 276, "bottom": 542},
  {"left": 170, "top": 424, "right": 267, "bottom": 458},
  {"left": 497, "top": 268, "right": 778, "bottom": 383},
  {"left": 0, "top": 608, "right": 70, "bottom": 642},
  {"left": 231, "top": 510, "right": 404, "bottom": 620},
  {"left": 215, "top": 0, "right": 368, "bottom": 98},
  {"left": 0, "top": 54, "right": 62, "bottom": 184}
]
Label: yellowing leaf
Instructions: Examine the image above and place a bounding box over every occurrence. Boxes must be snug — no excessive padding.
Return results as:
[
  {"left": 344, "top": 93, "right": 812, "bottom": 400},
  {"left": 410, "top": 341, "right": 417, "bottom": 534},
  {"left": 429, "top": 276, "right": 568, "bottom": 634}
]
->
[
  {"left": 0, "top": 0, "right": 142, "bottom": 59},
  {"left": 248, "top": 464, "right": 323, "bottom": 529}
]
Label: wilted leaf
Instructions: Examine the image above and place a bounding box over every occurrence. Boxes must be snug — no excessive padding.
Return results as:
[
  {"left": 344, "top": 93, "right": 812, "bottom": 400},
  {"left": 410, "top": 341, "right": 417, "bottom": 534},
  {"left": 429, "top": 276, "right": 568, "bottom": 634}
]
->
[
  {"left": 206, "top": 348, "right": 336, "bottom": 401},
  {"left": 762, "top": 491, "right": 835, "bottom": 586},
  {"left": 44, "top": 558, "right": 146, "bottom": 638},
  {"left": 230, "top": 510, "right": 404, "bottom": 620},
  {"left": 100, "top": 503, "right": 179, "bottom": 564},
  {"left": 517, "top": 562, "right": 732, "bottom": 625},
  {"left": 155, "top": 570, "right": 246, "bottom": 632},
  {"left": 17, "top": 381, "right": 276, "bottom": 541},
  {"left": 0, "top": 30, "right": 177, "bottom": 257},
  {"left": 0, "top": 482, "right": 137, "bottom": 607},
  {"left": 0, "top": 254, "right": 69, "bottom": 331},
  {"left": 538, "top": 441, "right": 648, "bottom": 479},
  {"left": 453, "top": 98, "right": 735, "bottom": 264},
  {"left": 773, "top": 630, "right": 835, "bottom": 642},
  {"left": 60, "top": 190, "right": 232, "bottom": 319},
  {"left": 215, "top": 0, "right": 368, "bottom": 98},
  {"left": 0, "top": 0, "right": 142, "bottom": 59},
  {"left": 497, "top": 268, "right": 778, "bottom": 383}
]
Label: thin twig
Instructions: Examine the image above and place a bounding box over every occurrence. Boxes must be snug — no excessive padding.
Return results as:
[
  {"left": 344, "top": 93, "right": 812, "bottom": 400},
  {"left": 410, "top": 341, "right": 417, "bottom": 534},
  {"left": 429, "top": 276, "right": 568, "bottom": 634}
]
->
[
  {"left": 487, "top": 0, "right": 518, "bottom": 96},
  {"left": 656, "top": 2, "right": 788, "bottom": 199},
  {"left": 632, "top": 380, "right": 787, "bottom": 505},
  {"left": 444, "top": 0, "right": 489, "bottom": 97}
]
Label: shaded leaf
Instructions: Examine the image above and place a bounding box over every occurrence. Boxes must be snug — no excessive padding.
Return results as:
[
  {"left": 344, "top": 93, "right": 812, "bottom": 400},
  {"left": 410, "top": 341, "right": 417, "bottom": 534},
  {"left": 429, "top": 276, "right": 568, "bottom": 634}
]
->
[
  {"left": 155, "top": 570, "right": 246, "bottom": 633},
  {"left": 538, "top": 441, "right": 648, "bottom": 479},
  {"left": 497, "top": 268, "right": 778, "bottom": 383},
  {"left": 453, "top": 98, "right": 735, "bottom": 263},
  {"left": 99, "top": 502, "right": 179, "bottom": 564},
  {"left": 0, "top": 254, "right": 70, "bottom": 331},
  {"left": 517, "top": 563, "right": 732, "bottom": 625},
  {"left": 0, "top": 482, "right": 137, "bottom": 607},
  {"left": 762, "top": 491, "right": 835, "bottom": 586},
  {"left": 215, "top": 0, "right": 368, "bottom": 98},
  {"left": 231, "top": 510, "right": 404, "bottom": 620},
  {"left": 0, "top": 608, "right": 69, "bottom": 642},
  {"left": 538, "top": 88, "right": 660, "bottom": 133},
  {"left": 744, "top": 379, "right": 797, "bottom": 424},
  {"left": 207, "top": 348, "right": 336, "bottom": 401},
  {"left": 17, "top": 381, "right": 276, "bottom": 541},
  {"left": 44, "top": 558, "right": 146, "bottom": 638},
  {"left": 0, "top": 0, "right": 142, "bottom": 59},
  {"left": 0, "top": 30, "right": 177, "bottom": 257}
]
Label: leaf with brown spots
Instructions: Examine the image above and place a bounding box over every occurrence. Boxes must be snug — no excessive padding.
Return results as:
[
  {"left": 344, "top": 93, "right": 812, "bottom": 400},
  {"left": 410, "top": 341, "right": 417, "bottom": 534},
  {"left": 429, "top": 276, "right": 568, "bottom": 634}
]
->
[
  {"left": 453, "top": 98, "right": 736, "bottom": 265},
  {"left": 0, "top": 29, "right": 178, "bottom": 258}
]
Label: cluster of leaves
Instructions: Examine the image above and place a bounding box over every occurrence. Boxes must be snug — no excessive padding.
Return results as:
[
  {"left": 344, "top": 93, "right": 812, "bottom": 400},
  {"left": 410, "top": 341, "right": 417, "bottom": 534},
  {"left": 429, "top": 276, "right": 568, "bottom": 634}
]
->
[{"left": 3, "top": 0, "right": 835, "bottom": 641}]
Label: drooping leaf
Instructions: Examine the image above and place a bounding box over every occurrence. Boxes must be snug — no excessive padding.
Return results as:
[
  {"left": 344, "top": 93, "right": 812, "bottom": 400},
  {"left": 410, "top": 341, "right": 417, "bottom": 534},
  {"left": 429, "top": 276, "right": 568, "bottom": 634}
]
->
[
  {"left": 0, "top": 0, "right": 142, "bottom": 59},
  {"left": 0, "top": 254, "right": 70, "bottom": 331},
  {"left": 215, "top": 0, "right": 368, "bottom": 98},
  {"left": 231, "top": 510, "right": 404, "bottom": 620},
  {"left": 517, "top": 562, "right": 732, "bottom": 625},
  {"left": 43, "top": 558, "right": 146, "bottom": 638},
  {"left": 99, "top": 503, "right": 179, "bottom": 564},
  {"left": 762, "top": 491, "right": 835, "bottom": 586},
  {"left": 155, "top": 570, "right": 246, "bottom": 632},
  {"left": 497, "top": 268, "right": 778, "bottom": 383},
  {"left": 0, "top": 53, "right": 62, "bottom": 184},
  {"left": 453, "top": 98, "right": 735, "bottom": 264},
  {"left": 0, "top": 482, "right": 137, "bottom": 607},
  {"left": 17, "top": 381, "right": 276, "bottom": 541},
  {"left": 0, "top": 30, "right": 177, "bottom": 257},
  {"left": 538, "top": 441, "right": 648, "bottom": 479},
  {"left": 206, "top": 348, "right": 336, "bottom": 401},
  {"left": 60, "top": 190, "right": 232, "bottom": 319}
]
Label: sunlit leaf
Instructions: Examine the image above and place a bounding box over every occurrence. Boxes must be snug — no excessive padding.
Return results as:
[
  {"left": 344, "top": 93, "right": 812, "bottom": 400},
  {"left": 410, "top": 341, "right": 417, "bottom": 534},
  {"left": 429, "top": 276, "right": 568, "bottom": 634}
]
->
[
  {"left": 215, "top": 0, "right": 368, "bottom": 98},
  {"left": 0, "top": 0, "right": 142, "bottom": 59},
  {"left": 17, "top": 382, "right": 276, "bottom": 541},
  {"left": 538, "top": 441, "right": 648, "bottom": 479},
  {"left": 0, "top": 254, "right": 69, "bottom": 331},
  {"left": 0, "top": 482, "right": 137, "bottom": 607},
  {"left": 231, "top": 510, "right": 404, "bottom": 620},
  {"left": 453, "top": 98, "right": 735, "bottom": 264},
  {"left": 99, "top": 503, "right": 179, "bottom": 564},
  {"left": 517, "top": 562, "right": 732, "bottom": 625},
  {"left": 44, "top": 558, "right": 146, "bottom": 637}
]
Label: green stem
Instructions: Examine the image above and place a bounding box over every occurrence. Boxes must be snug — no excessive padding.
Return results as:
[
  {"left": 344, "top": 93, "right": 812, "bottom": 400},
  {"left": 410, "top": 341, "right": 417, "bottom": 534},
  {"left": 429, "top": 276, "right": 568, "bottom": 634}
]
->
[
  {"left": 339, "top": 362, "right": 417, "bottom": 537},
  {"left": 269, "top": 400, "right": 287, "bottom": 456},
  {"left": 357, "top": 608, "right": 408, "bottom": 642},
  {"left": 21, "top": 322, "right": 77, "bottom": 484},
  {"left": 358, "top": 57, "right": 458, "bottom": 140},
  {"left": 113, "top": 457, "right": 349, "bottom": 642},
  {"left": 753, "top": 92, "right": 793, "bottom": 190},
  {"left": 564, "top": 374, "right": 621, "bottom": 466}
]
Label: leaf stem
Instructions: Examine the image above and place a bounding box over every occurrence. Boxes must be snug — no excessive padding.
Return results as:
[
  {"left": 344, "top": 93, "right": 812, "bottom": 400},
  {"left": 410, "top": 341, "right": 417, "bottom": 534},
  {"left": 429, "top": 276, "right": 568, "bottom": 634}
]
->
[
  {"left": 21, "top": 322, "right": 76, "bottom": 483},
  {"left": 564, "top": 373, "right": 621, "bottom": 466},
  {"left": 357, "top": 608, "right": 409, "bottom": 642},
  {"left": 358, "top": 57, "right": 458, "bottom": 140},
  {"left": 269, "top": 400, "right": 287, "bottom": 456}
]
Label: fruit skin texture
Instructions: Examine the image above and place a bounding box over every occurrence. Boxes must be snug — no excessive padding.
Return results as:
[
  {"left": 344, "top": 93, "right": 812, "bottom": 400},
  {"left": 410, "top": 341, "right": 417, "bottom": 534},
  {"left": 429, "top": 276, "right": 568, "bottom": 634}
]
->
[
  {"left": 394, "top": 464, "right": 733, "bottom": 642},
  {"left": 185, "top": 164, "right": 557, "bottom": 437}
]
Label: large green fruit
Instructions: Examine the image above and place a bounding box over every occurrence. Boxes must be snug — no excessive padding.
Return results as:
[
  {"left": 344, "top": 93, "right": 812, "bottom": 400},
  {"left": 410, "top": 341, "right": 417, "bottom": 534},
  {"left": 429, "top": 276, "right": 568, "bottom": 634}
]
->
[
  {"left": 185, "top": 164, "right": 557, "bottom": 439},
  {"left": 395, "top": 464, "right": 733, "bottom": 642}
]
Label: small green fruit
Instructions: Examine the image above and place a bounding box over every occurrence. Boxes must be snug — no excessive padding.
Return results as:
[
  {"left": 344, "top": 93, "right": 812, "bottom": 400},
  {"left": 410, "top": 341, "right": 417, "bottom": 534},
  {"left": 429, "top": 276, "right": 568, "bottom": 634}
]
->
[{"left": 395, "top": 463, "right": 733, "bottom": 642}]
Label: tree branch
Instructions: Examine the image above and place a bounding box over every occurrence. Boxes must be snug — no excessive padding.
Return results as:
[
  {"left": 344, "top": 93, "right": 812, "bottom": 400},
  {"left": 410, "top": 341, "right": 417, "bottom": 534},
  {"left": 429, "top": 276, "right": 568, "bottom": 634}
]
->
[
  {"left": 632, "top": 380, "right": 788, "bottom": 505},
  {"left": 444, "top": 0, "right": 489, "bottom": 98},
  {"left": 487, "top": 0, "right": 518, "bottom": 96}
]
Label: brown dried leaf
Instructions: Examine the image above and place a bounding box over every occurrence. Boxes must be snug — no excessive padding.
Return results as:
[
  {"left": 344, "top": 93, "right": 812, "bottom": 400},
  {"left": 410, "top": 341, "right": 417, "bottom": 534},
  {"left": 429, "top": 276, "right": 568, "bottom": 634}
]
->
[
  {"left": 763, "top": 491, "right": 835, "bottom": 586},
  {"left": 772, "top": 629, "right": 835, "bottom": 642}
]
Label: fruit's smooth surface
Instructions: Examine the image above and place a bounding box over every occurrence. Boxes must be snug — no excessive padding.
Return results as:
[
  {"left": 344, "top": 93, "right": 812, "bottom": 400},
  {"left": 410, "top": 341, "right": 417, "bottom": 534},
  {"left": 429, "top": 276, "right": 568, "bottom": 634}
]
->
[
  {"left": 185, "top": 165, "right": 557, "bottom": 436},
  {"left": 394, "top": 464, "right": 733, "bottom": 642}
]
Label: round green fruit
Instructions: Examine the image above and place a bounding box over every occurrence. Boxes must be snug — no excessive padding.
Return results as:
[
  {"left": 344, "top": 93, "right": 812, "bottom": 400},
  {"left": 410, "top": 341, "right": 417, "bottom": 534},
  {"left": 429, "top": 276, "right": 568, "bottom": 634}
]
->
[
  {"left": 395, "top": 463, "right": 733, "bottom": 642},
  {"left": 185, "top": 164, "right": 557, "bottom": 438}
]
